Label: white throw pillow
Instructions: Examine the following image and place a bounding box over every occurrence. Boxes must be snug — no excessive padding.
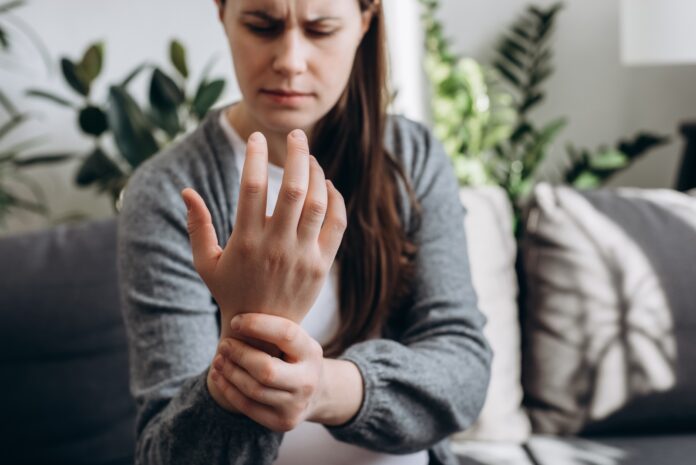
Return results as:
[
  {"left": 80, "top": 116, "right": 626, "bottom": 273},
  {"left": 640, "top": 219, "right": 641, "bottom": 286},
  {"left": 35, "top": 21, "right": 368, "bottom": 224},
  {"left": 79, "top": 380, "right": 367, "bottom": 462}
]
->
[{"left": 451, "top": 186, "right": 531, "bottom": 443}]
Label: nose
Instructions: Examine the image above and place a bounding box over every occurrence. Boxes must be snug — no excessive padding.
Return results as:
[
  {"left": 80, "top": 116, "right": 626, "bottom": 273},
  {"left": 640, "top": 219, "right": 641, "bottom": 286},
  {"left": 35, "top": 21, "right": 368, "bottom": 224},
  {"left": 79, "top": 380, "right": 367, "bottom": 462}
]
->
[{"left": 272, "top": 29, "right": 308, "bottom": 78}]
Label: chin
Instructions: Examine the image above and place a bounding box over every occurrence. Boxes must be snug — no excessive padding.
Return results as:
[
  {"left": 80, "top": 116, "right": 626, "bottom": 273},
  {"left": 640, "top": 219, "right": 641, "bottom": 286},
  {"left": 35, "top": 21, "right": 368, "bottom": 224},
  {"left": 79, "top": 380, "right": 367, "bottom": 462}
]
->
[{"left": 257, "top": 111, "right": 322, "bottom": 135}]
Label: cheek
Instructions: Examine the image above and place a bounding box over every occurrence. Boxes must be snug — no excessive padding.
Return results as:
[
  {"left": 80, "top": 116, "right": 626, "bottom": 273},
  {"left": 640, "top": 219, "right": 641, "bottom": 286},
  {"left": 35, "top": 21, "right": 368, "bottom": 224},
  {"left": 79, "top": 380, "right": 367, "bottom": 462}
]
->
[
  {"left": 229, "top": 35, "right": 265, "bottom": 93},
  {"left": 314, "top": 40, "right": 360, "bottom": 100}
]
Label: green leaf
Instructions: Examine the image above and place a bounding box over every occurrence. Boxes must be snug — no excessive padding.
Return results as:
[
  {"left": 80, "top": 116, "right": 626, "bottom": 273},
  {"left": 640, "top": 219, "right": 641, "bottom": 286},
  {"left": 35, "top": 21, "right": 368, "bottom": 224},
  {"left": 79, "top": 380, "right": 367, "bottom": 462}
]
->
[
  {"left": 150, "top": 68, "right": 185, "bottom": 113},
  {"left": 498, "top": 47, "right": 525, "bottom": 71},
  {"left": 75, "top": 147, "right": 123, "bottom": 186},
  {"left": 529, "top": 66, "right": 553, "bottom": 88},
  {"left": 617, "top": 133, "right": 670, "bottom": 158},
  {"left": 147, "top": 106, "right": 181, "bottom": 139},
  {"left": 523, "top": 117, "right": 567, "bottom": 170},
  {"left": 78, "top": 105, "right": 109, "bottom": 137},
  {"left": 589, "top": 149, "right": 628, "bottom": 170},
  {"left": 519, "top": 92, "right": 544, "bottom": 114},
  {"left": 170, "top": 40, "right": 189, "bottom": 79},
  {"left": 61, "top": 58, "right": 90, "bottom": 97},
  {"left": 510, "top": 121, "right": 533, "bottom": 143},
  {"left": 121, "top": 62, "right": 149, "bottom": 88},
  {"left": 107, "top": 86, "right": 159, "bottom": 168},
  {"left": 499, "top": 37, "right": 528, "bottom": 57},
  {"left": 573, "top": 171, "right": 601, "bottom": 190},
  {"left": 494, "top": 61, "right": 520, "bottom": 86},
  {"left": 12, "top": 153, "right": 74, "bottom": 167},
  {"left": 78, "top": 42, "right": 104, "bottom": 83},
  {"left": 25, "top": 89, "right": 76, "bottom": 108},
  {"left": 192, "top": 79, "right": 225, "bottom": 119},
  {"left": 511, "top": 25, "right": 532, "bottom": 42}
]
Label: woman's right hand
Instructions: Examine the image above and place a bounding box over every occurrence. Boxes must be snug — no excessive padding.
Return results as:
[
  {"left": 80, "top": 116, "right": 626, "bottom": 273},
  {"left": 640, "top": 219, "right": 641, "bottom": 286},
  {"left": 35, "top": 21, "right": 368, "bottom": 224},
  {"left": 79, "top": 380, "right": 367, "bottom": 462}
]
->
[{"left": 180, "top": 129, "right": 347, "bottom": 341}]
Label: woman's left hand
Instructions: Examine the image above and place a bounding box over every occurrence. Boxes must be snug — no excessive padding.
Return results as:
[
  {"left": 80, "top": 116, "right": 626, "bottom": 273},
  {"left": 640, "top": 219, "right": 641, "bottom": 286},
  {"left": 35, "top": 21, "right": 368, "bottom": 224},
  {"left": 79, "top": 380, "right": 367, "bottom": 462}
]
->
[{"left": 210, "top": 312, "right": 327, "bottom": 432}]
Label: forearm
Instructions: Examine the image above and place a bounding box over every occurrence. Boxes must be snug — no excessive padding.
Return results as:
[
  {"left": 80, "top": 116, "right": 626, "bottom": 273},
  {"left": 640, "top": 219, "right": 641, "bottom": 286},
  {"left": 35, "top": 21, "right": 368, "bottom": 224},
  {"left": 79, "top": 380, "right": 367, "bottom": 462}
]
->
[{"left": 309, "top": 358, "right": 364, "bottom": 426}]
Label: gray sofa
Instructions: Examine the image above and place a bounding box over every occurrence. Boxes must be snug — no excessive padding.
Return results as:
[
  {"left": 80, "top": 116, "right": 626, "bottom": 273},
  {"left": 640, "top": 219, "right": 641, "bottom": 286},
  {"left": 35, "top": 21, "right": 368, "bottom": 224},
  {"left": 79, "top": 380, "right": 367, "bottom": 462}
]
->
[{"left": 1, "top": 185, "right": 694, "bottom": 465}]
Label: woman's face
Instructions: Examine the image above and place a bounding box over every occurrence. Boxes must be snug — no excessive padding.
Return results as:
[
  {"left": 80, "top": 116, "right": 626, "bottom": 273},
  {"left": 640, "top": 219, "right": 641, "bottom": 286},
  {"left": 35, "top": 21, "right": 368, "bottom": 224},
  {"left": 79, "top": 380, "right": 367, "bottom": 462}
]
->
[{"left": 218, "top": 0, "right": 372, "bottom": 133}]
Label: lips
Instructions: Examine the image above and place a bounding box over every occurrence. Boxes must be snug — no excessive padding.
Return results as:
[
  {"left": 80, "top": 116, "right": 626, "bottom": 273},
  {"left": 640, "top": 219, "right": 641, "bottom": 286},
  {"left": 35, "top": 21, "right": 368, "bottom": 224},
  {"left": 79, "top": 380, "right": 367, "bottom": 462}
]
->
[{"left": 261, "top": 89, "right": 313, "bottom": 97}]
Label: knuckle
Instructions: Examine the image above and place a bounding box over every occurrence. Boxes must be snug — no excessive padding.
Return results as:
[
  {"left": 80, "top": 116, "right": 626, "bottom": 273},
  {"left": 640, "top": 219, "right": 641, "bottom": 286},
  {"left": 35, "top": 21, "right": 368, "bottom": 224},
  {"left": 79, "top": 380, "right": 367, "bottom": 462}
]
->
[
  {"left": 251, "top": 383, "right": 266, "bottom": 402},
  {"left": 235, "top": 236, "right": 257, "bottom": 258},
  {"left": 283, "top": 321, "right": 299, "bottom": 342},
  {"left": 283, "top": 183, "right": 306, "bottom": 203},
  {"left": 260, "top": 362, "right": 276, "bottom": 385},
  {"left": 278, "top": 416, "right": 298, "bottom": 432},
  {"left": 242, "top": 179, "right": 264, "bottom": 196},
  {"left": 306, "top": 199, "right": 327, "bottom": 217},
  {"left": 265, "top": 246, "right": 289, "bottom": 270},
  {"left": 309, "top": 264, "right": 324, "bottom": 281},
  {"left": 326, "top": 213, "right": 347, "bottom": 233},
  {"left": 295, "top": 260, "right": 324, "bottom": 282},
  {"left": 299, "top": 380, "right": 315, "bottom": 398}
]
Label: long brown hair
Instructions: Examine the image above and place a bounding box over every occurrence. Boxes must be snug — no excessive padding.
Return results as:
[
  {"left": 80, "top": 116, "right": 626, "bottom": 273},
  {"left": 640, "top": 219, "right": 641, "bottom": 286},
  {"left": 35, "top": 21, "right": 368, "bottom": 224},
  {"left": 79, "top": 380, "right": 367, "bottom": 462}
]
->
[{"left": 310, "top": 0, "right": 421, "bottom": 357}]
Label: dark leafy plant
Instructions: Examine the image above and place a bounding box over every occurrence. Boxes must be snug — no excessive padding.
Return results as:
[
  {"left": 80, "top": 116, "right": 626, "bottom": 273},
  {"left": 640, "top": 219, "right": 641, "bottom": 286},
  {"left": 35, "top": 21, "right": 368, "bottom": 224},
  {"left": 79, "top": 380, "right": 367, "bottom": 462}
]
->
[
  {"left": 420, "top": 0, "right": 670, "bottom": 236},
  {"left": 492, "top": 3, "right": 568, "bottom": 206},
  {"left": 27, "top": 39, "right": 227, "bottom": 211}
]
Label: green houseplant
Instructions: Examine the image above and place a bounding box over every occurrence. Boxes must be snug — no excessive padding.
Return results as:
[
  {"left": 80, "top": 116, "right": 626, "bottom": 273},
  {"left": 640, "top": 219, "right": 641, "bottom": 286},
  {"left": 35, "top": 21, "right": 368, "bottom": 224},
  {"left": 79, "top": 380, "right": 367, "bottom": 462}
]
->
[
  {"left": 27, "top": 39, "right": 227, "bottom": 211},
  {"left": 420, "top": 0, "right": 669, "bottom": 235}
]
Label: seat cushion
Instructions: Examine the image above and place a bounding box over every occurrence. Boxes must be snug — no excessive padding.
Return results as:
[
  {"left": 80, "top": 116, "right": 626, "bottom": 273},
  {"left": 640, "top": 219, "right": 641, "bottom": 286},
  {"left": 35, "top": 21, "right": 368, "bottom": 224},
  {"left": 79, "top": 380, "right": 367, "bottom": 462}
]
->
[{"left": 0, "top": 218, "right": 136, "bottom": 464}]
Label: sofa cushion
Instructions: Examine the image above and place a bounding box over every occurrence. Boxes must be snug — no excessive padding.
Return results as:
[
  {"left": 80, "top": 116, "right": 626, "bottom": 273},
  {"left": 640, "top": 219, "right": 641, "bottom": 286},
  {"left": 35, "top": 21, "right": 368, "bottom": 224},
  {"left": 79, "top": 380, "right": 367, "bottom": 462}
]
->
[
  {"left": 0, "top": 218, "right": 136, "bottom": 464},
  {"left": 521, "top": 184, "right": 696, "bottom": 435},
  {"left": 452, "top": 186, "right": 531, "bottom": 443}
]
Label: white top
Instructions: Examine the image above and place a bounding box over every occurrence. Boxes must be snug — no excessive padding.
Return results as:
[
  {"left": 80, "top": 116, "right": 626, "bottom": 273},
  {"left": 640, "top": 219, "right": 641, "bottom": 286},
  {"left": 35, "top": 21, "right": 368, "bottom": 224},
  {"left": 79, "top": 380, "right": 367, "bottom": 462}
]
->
[{"left": 219, "top": 110, "right": 428, "bottom": 465}]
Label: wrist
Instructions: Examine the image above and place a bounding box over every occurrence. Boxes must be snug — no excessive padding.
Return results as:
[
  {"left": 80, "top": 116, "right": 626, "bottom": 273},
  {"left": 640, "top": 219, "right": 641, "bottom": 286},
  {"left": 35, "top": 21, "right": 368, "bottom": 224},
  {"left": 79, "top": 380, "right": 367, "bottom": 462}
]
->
[{"left": 309, "top": 358, "right": 363, "bottom": 426}]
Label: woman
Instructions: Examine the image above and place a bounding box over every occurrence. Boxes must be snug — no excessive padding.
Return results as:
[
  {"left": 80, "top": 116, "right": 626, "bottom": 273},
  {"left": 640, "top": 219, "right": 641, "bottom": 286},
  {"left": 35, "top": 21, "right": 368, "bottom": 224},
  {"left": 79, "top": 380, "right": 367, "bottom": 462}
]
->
[{"left": 117, "top": 0, "right": 491, "bottom": 464}]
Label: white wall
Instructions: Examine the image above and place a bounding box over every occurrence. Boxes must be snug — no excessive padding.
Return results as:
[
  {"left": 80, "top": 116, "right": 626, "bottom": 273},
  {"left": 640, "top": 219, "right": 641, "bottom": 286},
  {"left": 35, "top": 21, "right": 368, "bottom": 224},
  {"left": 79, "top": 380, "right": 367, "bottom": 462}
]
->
[{"left": 436, "top": 0, "right": 696, "bottom": 189}]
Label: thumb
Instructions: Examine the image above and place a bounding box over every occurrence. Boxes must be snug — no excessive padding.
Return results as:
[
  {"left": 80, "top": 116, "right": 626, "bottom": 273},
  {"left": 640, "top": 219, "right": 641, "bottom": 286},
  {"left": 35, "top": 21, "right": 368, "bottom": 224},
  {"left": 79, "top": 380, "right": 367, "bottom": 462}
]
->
[{"left": 181, "top": 187, "right": 222, "bottom": 280}]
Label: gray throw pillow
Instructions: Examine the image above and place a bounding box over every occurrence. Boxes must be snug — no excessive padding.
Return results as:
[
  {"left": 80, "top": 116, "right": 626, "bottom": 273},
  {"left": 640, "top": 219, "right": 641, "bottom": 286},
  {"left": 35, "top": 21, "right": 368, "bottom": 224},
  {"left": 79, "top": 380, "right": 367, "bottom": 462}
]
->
[
  {"left": 521, "top": 183, "right": 696, "bottom": 435},
  {"left": 0, "top": 218, "right": 136, "bottom": 464}
]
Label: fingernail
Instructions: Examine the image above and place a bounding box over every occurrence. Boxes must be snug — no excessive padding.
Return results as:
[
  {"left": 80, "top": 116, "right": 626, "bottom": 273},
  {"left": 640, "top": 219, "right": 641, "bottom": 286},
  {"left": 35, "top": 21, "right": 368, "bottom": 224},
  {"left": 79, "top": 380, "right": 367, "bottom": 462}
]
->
[
  {"left": 249, "top": 132, "right": 264, "bottom": 143},
  {"left": 230, "top": 317, "right": 240, "bottom": 332},
  {"left": 291, "top": 129, "right": 306, "bottom": 141},
  {"left": 183, "top": 196, "right": 192, "bottom": 212}
]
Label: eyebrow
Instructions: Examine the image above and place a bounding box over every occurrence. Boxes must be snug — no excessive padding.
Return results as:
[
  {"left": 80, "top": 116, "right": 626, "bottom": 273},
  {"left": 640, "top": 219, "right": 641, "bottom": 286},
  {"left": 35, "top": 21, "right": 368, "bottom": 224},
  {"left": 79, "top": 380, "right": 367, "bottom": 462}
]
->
[{"left": 240, "top": 11, "right": 341, "bottom": 23}]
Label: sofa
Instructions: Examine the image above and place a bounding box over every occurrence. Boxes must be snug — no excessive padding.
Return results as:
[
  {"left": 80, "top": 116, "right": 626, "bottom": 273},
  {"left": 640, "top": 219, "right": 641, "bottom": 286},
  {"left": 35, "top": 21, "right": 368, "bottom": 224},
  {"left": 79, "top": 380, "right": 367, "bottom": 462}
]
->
[{"left": 1, "top": 183, "right": 695, "bottom": 465}]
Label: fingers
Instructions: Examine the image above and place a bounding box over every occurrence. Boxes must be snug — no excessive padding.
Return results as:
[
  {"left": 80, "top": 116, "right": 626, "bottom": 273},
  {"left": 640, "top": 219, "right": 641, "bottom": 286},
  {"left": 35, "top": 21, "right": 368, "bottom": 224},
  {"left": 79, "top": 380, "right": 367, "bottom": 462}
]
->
[
  {"left": 297, "top": 155, "right": 328, "bottom": 244},
  {"left": 219, "top": 337, "right": 297, "bottom": 391},
  {"left": 317, "top": 180, "right": 347, "bottom": 265},
  {"left": 269, "top": 130, "right": 310, "bottom": 236},
  {"left": 230, "top": 313, "right": 322, "bottom": 363},
  {"left": 181, "top": 187, "right": 222, "bottom": 280},
  {"left": 235, "top": 132, "right": 269, "bottom": 236},
  {"left": 213, "top": 353, "right": 294, "bottom": 406},
  {"left": 209, "top": 368, "right": 283, "bottom": 430}
]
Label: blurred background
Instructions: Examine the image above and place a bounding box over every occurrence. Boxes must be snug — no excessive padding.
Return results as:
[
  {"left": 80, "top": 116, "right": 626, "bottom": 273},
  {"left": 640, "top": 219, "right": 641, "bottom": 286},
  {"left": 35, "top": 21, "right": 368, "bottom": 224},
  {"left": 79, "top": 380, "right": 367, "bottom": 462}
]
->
[
  {"left": 2, "top": 2, "right": 696, "bottom": 465},
  {"left": 2, "top": 0, "right": 695, "bottom": 236}
]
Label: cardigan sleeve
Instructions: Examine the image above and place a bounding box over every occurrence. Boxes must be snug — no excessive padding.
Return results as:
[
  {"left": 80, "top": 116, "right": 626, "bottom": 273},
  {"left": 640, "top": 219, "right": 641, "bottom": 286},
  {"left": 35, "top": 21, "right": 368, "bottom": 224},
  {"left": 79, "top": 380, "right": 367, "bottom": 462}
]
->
[
  {"left": 117, "top": 158, "right": 283, "bottom": 465},
  {"left": 325, "top": 119, "right": 492, "bottom": 454}
]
